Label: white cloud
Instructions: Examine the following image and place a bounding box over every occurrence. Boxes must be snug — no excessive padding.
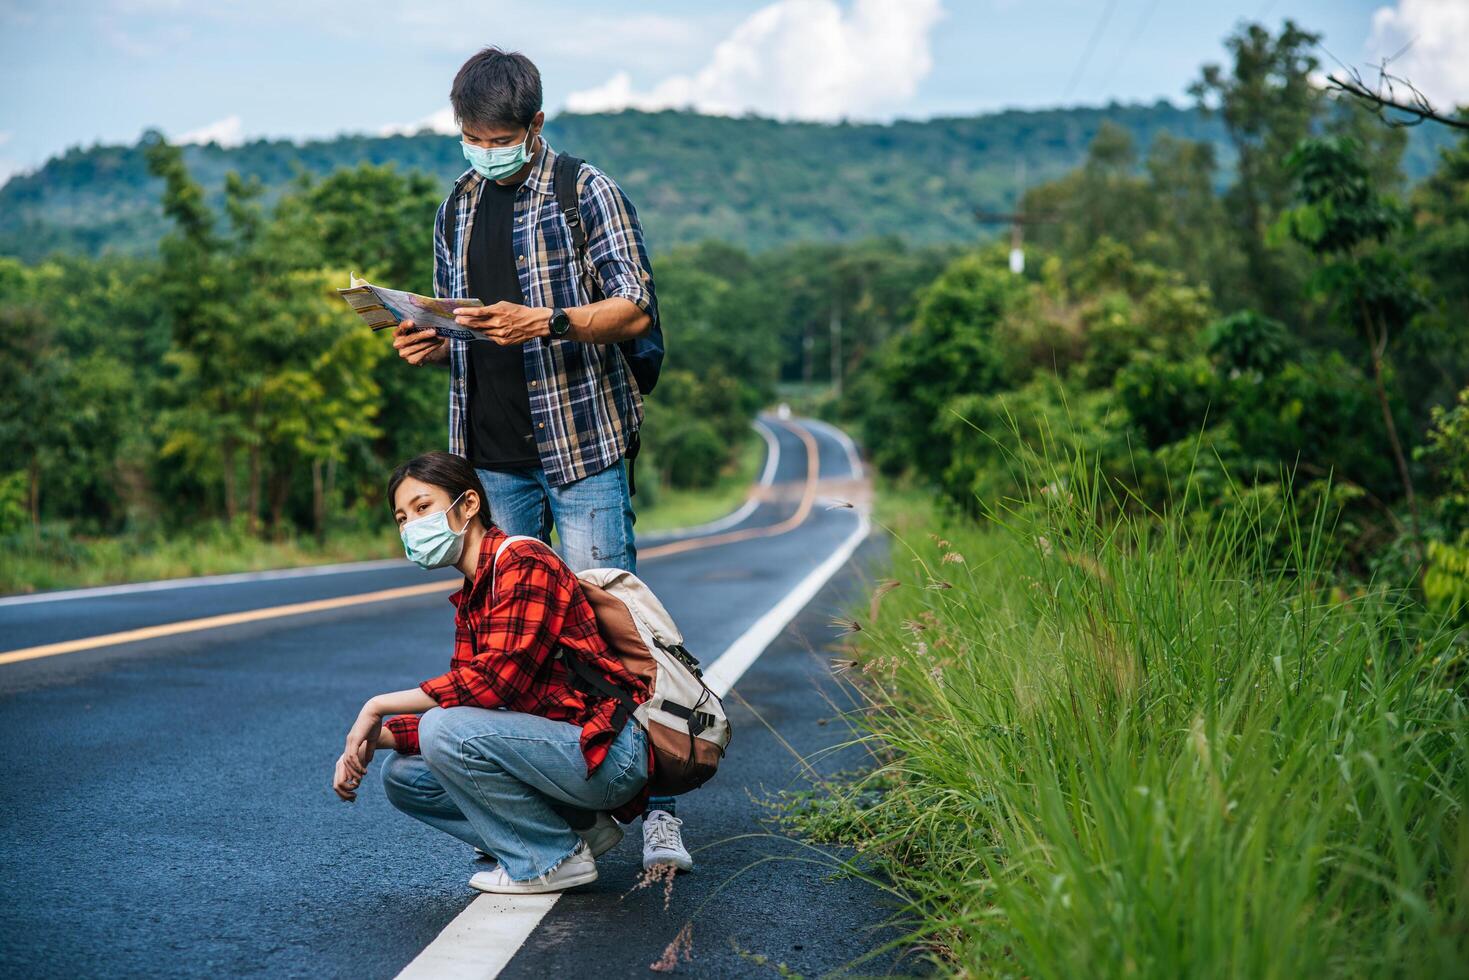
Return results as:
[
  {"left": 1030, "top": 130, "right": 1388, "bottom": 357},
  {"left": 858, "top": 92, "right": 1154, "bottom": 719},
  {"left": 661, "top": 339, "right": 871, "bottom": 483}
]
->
[
  {"left": 176, "top": 114, "right": 245, "bottom": 147},
  {"left": 564, "top": 0, "right": 944, "bottom": 121},
  {"left": 1368, "top": 0, "right": 1469, "bottom": 108},
  {"left": 379, "top": 106, "right": 459, "bottom": 138}
]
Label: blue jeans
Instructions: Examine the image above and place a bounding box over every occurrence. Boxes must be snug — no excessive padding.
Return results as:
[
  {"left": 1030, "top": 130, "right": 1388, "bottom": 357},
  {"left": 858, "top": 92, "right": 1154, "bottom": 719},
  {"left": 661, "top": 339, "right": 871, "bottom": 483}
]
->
[
  {"left": 476, "top": 461, "right": 636, "bottom": 574},
  {"left": 382, "top": 706, "right": 649, "bottom": 880},
  {"left": 475, "top": 461, "right": 675, "bottom": 818}
]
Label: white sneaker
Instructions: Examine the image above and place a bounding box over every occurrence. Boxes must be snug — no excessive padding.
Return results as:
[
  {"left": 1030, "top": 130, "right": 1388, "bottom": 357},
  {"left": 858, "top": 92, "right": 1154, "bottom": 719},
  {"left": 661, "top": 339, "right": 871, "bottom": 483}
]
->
[
  {"left": 580, "top": 811, "right": 624, "bottom": 858},
  {"left": 642, "top": 810, "right": 693, "bottom": 872},
  {"left": 469, "top": 842, "right": 598, "bottom": 895}
]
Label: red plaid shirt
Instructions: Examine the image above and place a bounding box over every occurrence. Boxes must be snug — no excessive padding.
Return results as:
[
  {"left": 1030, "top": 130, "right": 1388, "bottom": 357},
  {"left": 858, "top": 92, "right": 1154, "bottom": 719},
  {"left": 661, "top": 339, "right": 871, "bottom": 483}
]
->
[{"left": 386, "top": 527, "right": 651, "bottom": 808}]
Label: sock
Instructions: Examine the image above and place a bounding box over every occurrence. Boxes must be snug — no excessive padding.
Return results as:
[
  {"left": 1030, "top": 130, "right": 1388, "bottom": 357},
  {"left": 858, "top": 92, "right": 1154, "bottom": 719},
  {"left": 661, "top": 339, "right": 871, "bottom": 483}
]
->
[{"left": 643, "top": 796, "right": 677, "bottom": 820}]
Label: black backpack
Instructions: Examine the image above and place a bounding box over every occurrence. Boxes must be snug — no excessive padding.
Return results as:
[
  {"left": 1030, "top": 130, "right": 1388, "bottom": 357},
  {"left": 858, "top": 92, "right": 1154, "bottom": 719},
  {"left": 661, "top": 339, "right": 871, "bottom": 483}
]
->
[{"left": 553, "top": 153, "right": 665, "bottom": 398}]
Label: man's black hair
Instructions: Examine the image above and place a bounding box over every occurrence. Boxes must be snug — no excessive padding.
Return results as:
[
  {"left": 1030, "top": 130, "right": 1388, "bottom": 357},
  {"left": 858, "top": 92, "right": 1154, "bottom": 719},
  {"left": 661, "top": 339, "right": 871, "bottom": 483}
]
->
[
  {"left": 451, "top": 47, "right": 543, "bottom": 129},
  {"left": 387, "top": 451, "right": 493, "bottom": 529}
]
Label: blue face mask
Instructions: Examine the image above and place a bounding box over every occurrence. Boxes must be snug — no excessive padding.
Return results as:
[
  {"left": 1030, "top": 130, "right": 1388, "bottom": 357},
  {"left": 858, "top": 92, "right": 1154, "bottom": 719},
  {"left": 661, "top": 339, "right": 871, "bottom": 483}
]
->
[
  {"left": 400, "top": 491, "right": 470, "bottom": 570},
  {"left": 461, "top": 130, "right": 532, "bottom": 181}
]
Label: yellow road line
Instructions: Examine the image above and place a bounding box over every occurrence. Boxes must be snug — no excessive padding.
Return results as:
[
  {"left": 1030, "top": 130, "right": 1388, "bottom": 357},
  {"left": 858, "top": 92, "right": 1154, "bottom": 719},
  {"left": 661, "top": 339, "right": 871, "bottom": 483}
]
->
[
  {"left": 640, "top": 420, "right": 820, "bottom": 559},
  {"left": 0, "top": 581, "right": 452, "bottom": 666},
  {"left": 0, "top": 420, "right": 828, "bottom": 667}
]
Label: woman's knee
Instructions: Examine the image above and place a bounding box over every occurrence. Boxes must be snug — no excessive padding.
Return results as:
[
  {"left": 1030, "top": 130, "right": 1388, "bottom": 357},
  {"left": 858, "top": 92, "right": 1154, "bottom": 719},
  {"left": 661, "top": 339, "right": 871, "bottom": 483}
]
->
[
  {"left": 417, "top": 706, "right": 450, "bottom": 764},
  {"left": 380, "top": 754, "right": 433, "bottom": 810}
]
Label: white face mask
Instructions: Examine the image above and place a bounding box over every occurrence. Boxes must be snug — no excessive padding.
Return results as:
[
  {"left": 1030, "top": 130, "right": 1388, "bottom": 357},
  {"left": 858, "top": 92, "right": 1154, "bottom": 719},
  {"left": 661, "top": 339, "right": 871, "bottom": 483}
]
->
[
  {"left": 399, "top": 491, "right": 469, "bottom": 569},
  {"left": 461, "top": 130, "right": 532, "bottom": 180}
]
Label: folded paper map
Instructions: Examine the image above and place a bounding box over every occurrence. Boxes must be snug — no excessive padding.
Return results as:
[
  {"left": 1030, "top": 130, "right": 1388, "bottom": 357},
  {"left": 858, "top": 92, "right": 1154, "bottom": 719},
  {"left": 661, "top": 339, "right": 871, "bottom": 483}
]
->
[{"left": 337, "top": 274, "right": 484, "bottom": 342}]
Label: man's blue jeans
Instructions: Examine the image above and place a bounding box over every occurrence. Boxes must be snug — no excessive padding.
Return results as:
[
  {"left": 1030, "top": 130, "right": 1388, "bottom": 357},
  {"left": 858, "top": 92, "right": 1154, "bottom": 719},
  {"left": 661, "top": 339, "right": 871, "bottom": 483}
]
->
[
  {"left": 382, "top": 706, "right": 649, "bottom": 880},
  {"left": 475, "top": 461, "right": 676, "bottom": 817},
  {"left": 476, "top": 461, "right": 636, "bottom": 574}
]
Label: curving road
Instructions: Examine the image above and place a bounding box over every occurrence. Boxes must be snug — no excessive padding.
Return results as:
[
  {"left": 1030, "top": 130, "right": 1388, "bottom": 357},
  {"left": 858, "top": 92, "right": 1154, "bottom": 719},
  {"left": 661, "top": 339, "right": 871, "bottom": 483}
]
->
[{"left": 0, "top": 416, "right": 905, "bottom": 978}]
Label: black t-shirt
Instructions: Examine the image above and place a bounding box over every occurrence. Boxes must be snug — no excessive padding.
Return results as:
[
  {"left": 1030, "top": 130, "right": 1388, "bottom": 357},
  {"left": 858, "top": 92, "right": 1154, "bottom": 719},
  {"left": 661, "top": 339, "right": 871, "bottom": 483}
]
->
[{"left": 465, "top": 179, "right": 539, "bottom": 470}]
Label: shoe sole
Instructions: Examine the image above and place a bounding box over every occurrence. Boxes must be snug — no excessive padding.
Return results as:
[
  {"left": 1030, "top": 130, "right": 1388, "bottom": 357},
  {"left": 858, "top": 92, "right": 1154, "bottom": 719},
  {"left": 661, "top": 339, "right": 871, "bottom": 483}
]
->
[
  {"left": 469, "top": 866, "right": 599, "bottom": 895},
  {"left": 643, "top": 855, "right": 694, "bottom": 873}
]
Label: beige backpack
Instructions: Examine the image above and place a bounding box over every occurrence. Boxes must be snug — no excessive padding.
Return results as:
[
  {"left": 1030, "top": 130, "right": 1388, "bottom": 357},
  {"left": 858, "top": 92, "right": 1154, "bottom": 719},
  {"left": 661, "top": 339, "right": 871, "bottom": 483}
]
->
[{"left": 493, "top": 536, "right": 731, "bottom": 796}]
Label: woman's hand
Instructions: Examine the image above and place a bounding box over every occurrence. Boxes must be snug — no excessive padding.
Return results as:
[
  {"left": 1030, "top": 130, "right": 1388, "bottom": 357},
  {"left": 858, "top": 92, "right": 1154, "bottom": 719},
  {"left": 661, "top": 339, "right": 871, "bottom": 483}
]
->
[
  {"left": 333, "top": 752, "right": 363, "bottom": 802},
  {"left": 343, "top": 699, "right": 384, "bottom": 782}
]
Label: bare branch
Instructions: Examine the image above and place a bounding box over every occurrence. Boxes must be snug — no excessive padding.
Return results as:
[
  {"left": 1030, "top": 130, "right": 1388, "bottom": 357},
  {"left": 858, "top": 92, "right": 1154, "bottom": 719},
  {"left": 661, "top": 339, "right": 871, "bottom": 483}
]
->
[{"left": 1326, "top": 62, "right": 1469, "bottom": 131}]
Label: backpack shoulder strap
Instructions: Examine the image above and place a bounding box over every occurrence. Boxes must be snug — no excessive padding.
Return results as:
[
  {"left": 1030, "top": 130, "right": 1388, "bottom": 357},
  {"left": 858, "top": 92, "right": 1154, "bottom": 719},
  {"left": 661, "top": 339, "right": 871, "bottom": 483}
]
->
[
  {"left": 553, "top": 153, "right": 587, "bottom": 252},
  {"left": 490, "top": 534, "right": 547, "bottom": 594}
]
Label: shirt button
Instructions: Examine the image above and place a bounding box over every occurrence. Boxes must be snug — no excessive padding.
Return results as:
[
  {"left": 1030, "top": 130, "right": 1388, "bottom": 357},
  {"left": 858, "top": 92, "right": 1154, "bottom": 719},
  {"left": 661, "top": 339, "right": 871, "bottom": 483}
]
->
[
  {"left": 530, "top": 380, "right": 538, "bottom": 387},
  {"left": 518, "top": 255, "right": 526, "bottom": 263},
  {"left": 538, "top": 423, "right": 545, "bottom": 429}
]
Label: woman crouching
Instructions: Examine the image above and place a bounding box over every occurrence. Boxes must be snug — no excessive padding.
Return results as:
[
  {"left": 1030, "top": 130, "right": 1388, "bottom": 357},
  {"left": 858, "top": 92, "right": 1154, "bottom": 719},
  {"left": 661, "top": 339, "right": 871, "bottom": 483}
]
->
[{"left": 331, "top": 451, "right": 652, "bottom": 893}]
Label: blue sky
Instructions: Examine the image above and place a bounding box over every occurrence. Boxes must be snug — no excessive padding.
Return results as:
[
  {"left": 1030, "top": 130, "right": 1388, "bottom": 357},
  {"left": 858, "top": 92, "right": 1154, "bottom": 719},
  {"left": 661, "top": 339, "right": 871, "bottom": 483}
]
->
[{"left": 1, "top": 0, "right": 1464, "bottom": 186}]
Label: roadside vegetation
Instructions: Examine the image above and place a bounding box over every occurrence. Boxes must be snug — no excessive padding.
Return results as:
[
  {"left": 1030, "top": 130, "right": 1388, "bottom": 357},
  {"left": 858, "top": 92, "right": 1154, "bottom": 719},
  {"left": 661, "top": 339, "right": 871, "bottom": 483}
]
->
[
  {"left": 811, "top": 466, "right": 1467, "bottom": 977},
  {"left": 790, "top": 20, "right": 1469, "bottom": 977}
]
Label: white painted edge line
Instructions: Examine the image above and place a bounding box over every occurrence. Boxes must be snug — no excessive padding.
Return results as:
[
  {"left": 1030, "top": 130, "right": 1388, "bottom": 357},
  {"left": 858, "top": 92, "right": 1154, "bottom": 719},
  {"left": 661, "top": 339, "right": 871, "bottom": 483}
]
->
[
  {"left": 702, "top": 509, "right": 871, "bottom": 698},
  {"left": 0, "top": 558, "right": 408, "bottom": 608},
  {"left": 394, "top": 893, "right": 558, "bottom": 979},
  {"left": 397, "top": 506, "right": 873, "bottom": 980},
  {"left": 802, "top": 417, "right": 864, "bottom": 480},
  {"left": 639, "top": 418, "right": 782, "bottom": 543}
]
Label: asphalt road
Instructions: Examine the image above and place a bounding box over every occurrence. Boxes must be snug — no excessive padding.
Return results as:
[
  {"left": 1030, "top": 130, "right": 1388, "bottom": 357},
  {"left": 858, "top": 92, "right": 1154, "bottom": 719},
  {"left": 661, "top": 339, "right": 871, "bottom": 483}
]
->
[{"left": 0, "top": 416, "right": 913, "bottom": 978}]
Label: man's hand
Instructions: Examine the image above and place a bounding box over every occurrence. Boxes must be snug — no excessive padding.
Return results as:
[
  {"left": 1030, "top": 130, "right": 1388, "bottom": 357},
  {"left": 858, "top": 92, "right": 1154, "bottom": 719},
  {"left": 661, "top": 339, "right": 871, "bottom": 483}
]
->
[
  {"left": 453, "top": 302, "right": 552, "bottom": 346},
  {"left": 392, "top": 319, "right": 450, "bottom": 366}
]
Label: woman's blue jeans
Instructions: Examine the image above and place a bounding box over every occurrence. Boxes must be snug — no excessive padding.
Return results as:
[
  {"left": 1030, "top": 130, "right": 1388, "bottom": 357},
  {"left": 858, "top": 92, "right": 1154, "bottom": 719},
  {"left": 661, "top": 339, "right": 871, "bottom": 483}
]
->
[
  {"left": 382, "top": 706, "right": 649, "bottom": 881},
  {"left": 474, "top": 461, "right": 675, "bottom": 817}
]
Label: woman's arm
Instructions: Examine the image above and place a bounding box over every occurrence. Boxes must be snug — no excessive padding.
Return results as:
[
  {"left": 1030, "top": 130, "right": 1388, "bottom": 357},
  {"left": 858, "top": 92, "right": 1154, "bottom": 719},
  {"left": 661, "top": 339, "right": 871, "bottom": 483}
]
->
[{"left": 341, "top": 688, "right": 439, "bottom": 785}]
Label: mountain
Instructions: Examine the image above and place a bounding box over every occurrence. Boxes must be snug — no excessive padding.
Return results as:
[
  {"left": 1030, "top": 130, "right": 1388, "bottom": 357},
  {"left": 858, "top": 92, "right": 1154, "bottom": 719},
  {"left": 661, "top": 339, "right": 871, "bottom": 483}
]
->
[{"left": 0, "top": 104, "right": 1455, "bottom": 262}]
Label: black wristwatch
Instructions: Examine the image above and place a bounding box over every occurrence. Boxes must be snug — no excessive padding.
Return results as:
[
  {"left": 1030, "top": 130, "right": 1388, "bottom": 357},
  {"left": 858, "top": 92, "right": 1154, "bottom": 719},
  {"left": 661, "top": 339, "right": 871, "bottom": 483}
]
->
[{"left": 548, "top": 307, "right": 572, "bottom": 338}]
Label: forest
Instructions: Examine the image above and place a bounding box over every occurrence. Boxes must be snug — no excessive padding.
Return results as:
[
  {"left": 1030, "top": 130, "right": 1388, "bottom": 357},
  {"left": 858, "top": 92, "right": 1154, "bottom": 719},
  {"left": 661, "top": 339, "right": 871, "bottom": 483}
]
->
[{"left": 1, "top": 98, "right": 1456, "bottom": 261}]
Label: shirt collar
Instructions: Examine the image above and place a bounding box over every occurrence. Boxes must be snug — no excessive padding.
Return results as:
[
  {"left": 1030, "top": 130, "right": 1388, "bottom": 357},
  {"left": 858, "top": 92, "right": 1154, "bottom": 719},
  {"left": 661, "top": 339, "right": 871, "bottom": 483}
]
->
[
  {"left": 449, "top": 523, "right": 507, "bottom": 609},
  {"left": 450, "top": 136, "right": 559, "bottom": 204}
]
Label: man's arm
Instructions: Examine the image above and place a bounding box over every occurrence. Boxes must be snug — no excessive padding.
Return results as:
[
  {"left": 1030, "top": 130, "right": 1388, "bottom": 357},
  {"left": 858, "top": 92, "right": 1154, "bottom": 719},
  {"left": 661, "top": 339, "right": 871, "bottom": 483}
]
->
[
  {"left": 451, "top": 166, "right": 658, "bottom": 347},
  {"left": 451, "top": 297, "right": 649, "bottom": 346}
]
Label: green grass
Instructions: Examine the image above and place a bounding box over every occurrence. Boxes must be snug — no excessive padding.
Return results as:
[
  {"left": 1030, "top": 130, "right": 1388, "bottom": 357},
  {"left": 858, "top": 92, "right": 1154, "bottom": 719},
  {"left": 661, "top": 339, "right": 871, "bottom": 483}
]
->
[
  {"left": 806, "top": 455, "right": 1469, "bottom": 977},
  {"left": 0, "top": 523, "right": 402, "bottom": 596},
  {"left": 634, "top": 426, "right": 766, "bottom": 534}
]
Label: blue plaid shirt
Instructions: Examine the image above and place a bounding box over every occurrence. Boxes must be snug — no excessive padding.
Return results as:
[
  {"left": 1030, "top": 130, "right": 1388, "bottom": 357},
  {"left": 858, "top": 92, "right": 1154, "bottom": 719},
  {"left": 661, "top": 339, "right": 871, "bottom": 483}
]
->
[{"left": 433, "top": 140, "right": 655, "bottom": 486}]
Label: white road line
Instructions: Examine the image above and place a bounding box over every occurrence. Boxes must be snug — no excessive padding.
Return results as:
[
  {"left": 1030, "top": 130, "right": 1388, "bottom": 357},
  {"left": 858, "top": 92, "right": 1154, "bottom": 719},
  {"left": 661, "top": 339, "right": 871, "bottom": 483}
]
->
[
  {"left": 394, "top": 894, "right": 558, "bottom": 979},
  {"left": 639, "top": 419, "right": 781, "bottom": 543},
  {"left": 396, "top": 505, "right": 873, "bottom": 980},
  {"left": 803, "top": 417, "right": 864, "bottom": 480},
  {"left": 0, "top": 559, "right": 408, "bottom": 608},
  {"left": 701, "top": 510, "right": 871, "bottom": 697}
]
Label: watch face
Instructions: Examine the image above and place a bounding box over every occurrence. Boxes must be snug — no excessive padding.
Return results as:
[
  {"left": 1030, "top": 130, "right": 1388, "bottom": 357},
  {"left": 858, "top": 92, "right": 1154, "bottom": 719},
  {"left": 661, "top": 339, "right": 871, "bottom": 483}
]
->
[{"left": 551, "top": 310, "right": 571, "bottom": 336}]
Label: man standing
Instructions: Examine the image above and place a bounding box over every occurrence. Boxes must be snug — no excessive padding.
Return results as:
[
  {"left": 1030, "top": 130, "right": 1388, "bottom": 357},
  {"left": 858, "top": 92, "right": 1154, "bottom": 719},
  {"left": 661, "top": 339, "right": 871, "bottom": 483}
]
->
[{"left": 391, "top": 47, "right": 691, "bottom": 873}]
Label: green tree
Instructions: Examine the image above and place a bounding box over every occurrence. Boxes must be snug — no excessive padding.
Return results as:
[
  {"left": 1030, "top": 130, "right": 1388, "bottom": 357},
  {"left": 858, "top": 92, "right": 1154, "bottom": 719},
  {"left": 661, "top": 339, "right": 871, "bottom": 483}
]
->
[
  {"left": 1190, "top": 20, "right": 1323, "bottom": 318},
  {"left": 1275, "top": 135, "right": 1426, "bottom": 548}
]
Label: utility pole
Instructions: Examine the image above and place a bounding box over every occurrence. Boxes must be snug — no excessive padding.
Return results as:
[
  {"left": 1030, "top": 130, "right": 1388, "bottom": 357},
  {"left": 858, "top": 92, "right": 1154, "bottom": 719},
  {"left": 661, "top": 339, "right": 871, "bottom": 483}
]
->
[
  {"left": 975, "top": 159, "right": 1058, "bottom": 274},
  {"left": 829, "top": 297, "right": 842, "bottom": 398}
]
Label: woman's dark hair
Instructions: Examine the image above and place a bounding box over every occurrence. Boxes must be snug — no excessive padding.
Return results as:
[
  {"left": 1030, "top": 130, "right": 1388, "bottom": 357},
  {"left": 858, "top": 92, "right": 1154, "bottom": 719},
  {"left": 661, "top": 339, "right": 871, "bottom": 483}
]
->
[
  {"left": 451, "top": 47, "right": 542, "bottom": 129},
  {"left": 387, "top": 451, "right": 492, "bottom": 528}
]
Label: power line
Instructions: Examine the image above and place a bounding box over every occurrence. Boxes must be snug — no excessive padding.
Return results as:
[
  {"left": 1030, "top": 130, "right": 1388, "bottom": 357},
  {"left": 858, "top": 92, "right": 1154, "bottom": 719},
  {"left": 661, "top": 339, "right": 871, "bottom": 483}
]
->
[
  {"left": 1096, "top": 0, "right": 1163, "bottom": 96},
  {"left": 1063, "top": 0, "right": 1122, "bottom": 100}
]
